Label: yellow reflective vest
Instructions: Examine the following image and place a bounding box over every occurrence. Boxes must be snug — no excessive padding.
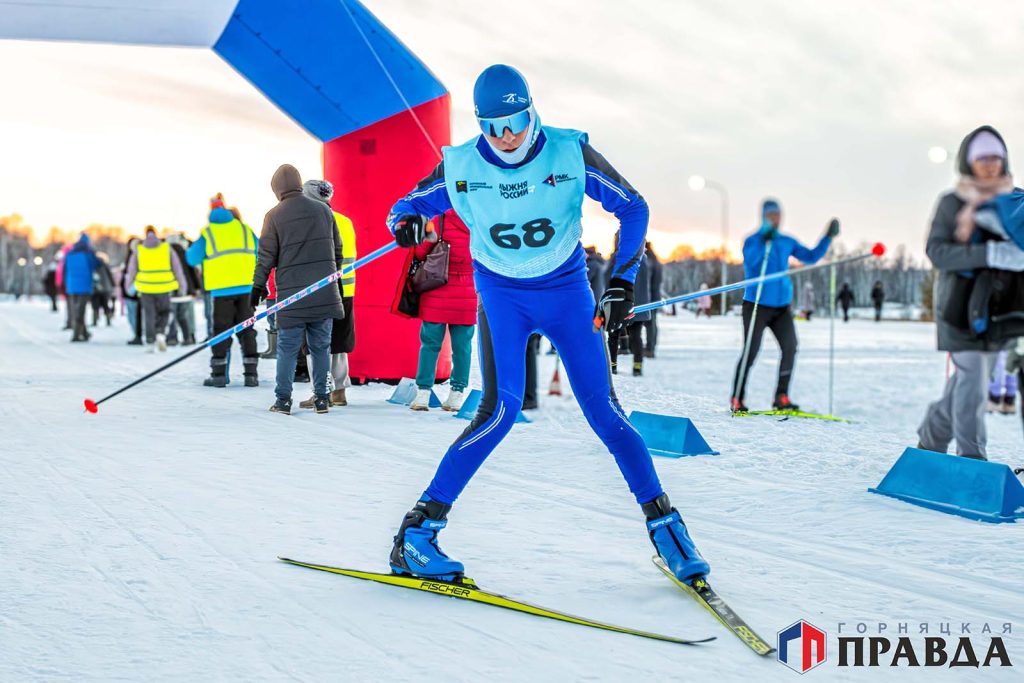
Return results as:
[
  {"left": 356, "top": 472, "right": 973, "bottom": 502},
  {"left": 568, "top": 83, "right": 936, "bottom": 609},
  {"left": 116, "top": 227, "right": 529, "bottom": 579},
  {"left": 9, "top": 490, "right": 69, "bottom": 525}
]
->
[
  {"left": 201, "top": 218, "right": 257, "bottom": 292},
  {"left": 334, "top": 210, "right": 357, "bottom": 297},
  {"left": 136, "top": 242, "right": 178, "bottom": 294}
]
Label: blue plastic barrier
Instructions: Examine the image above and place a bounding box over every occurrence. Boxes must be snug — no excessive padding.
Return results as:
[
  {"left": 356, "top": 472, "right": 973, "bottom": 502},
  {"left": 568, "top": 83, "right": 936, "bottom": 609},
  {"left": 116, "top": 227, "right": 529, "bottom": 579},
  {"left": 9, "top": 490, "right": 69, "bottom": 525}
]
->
[
  {"left": 627, "top": 411, "right": 719, "bottom": 458},
  {"left": 386, "top": 378, "right": 442, "bottom": 408},
  {"left": 868, "top": 447, "right": 1024, "bottom": 523},
  {"left": 454, "top": 389, "right": 530, "bottom": 423}
]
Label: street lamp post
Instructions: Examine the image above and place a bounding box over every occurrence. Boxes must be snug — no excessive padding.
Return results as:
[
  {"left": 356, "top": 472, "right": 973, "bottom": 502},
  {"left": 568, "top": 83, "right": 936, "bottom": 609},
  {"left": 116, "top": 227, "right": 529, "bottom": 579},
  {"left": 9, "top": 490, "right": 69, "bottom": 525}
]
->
[{"left": 688, "top": 175, "right": 730, "bottom": 315}]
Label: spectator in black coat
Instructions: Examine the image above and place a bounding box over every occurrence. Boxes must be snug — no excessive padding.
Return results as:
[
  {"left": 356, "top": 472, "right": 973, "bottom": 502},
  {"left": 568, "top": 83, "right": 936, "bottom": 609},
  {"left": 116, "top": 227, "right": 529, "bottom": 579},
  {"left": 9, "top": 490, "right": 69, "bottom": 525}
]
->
[
  {"left": 836, "top": 282, "right": 855, "bottom": 322},
  {"left": 252, "top": 164, "right": 344, "bottom": 414},
  {"left": 870, "top": 281, "right": 885, "bottom": 322}
]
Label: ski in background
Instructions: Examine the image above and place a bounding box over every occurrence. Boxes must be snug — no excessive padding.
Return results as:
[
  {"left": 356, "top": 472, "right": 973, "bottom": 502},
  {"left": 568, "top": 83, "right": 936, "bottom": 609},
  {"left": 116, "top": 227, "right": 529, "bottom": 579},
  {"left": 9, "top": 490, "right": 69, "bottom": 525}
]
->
[{"left": 733, "top": 409, "right": 851, "bottom": 423}]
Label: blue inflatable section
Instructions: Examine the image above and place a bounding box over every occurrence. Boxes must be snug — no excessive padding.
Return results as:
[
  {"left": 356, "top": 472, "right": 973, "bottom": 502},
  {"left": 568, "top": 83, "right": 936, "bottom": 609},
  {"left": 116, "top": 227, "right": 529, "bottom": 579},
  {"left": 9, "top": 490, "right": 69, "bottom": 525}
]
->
[
  {"left": 869, "top": 447, "right": 1024, "bottom": 523},
  {"left": 214, "top": 0, "right": 447, "bottom": 141}
]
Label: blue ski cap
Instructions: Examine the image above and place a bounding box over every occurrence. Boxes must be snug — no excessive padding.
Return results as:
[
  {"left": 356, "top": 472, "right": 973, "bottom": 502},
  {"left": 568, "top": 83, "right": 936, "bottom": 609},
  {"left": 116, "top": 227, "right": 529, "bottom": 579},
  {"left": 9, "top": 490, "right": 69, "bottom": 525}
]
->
[
  {"left": 473, "top": 65, "right": 536, "bottom": 138},
  {"left": 762, "top": 198, "right": 782, "bottom": 217},
  {"left": 474, "top": 64, "right": 531, "bottom": 117}
]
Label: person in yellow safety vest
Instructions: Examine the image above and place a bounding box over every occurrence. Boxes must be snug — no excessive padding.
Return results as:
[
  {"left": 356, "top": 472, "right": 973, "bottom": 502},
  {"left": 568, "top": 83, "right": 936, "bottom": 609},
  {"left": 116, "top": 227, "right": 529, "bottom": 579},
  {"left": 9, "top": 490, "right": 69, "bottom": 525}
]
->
[
  {"left": 186, "top": 195, "right": 260, "bottom": 387},
  {"left": 299, "top": 179, "right": 357, "bottom": 408},
  {"left": 127, "top": 225, "right": 189, "bottom": 353}
]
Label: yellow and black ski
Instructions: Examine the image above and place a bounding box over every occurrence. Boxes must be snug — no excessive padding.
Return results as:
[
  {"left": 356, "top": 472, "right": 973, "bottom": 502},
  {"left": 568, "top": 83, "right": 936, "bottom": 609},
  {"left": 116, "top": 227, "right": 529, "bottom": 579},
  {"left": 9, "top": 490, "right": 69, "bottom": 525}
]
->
[
  {"left": 279, "top": 556, "right": 714, "bottom": 647},
  {"left": 653, "top": 556, "right": 775, "bottom": 656},
  {"left": 734, "top": 409, "right": 850, "bottom": 423}
]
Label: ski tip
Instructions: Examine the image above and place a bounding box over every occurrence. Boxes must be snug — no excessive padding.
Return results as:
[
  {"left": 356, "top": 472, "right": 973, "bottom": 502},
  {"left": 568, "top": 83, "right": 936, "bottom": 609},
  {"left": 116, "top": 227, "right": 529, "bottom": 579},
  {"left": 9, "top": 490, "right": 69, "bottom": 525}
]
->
[{"left": 83, "top": 398, "right": 98, "bottom": 414}]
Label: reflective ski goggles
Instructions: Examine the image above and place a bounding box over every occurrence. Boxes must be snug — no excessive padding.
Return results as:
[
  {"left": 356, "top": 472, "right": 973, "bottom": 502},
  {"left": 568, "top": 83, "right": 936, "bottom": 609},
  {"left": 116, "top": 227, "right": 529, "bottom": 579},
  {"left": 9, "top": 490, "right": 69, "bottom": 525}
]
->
[{"left": 477, "top": 106, "right": 533, "bottom": 138}]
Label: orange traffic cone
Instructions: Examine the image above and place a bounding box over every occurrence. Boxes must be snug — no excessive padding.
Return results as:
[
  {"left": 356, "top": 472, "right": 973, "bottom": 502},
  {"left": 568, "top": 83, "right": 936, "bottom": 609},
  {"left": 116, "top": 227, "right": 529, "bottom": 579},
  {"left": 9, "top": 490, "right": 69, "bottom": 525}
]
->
[{"left": 549, "top": 357, "right": 562, "bottom": 396}]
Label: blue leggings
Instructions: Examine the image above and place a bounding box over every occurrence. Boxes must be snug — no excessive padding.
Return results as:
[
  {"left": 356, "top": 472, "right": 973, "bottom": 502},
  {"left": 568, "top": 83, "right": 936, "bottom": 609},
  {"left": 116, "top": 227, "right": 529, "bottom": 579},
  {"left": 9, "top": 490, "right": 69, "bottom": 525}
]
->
[{"left": 424, "top": 268, "right": 663, "bottom": 506}]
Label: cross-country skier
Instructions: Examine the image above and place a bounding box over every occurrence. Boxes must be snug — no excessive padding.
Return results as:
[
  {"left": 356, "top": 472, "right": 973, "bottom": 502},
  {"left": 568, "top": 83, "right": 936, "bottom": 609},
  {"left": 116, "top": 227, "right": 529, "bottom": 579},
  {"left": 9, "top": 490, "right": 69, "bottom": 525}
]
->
[
  {"left": 730, "top": 199, "right": 839, "bottom": 412},
  {"left": 384, "top": 64, "right": 709, "bottom": 585}
]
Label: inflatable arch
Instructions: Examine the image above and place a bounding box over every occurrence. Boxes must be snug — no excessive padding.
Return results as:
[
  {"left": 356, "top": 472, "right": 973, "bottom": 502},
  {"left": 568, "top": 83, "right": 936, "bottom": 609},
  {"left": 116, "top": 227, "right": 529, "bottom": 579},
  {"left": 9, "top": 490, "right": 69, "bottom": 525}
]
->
[{"left": 1, "top": 0, "right": 452, "bottom": 381}]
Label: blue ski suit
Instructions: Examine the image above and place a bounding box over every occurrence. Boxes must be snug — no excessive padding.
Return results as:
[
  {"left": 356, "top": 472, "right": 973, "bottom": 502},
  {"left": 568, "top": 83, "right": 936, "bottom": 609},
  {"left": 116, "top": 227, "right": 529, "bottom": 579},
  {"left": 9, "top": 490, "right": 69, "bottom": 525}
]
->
[{"left": 388, "top": 127, "right": 662, "bottom": 506}]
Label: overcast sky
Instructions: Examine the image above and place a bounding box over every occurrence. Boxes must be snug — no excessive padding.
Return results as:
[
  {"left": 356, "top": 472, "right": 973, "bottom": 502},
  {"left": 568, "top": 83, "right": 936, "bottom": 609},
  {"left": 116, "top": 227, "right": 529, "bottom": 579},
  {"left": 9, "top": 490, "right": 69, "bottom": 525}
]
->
[{"left": 1, "top": 0, "right": 1022, "bottom": 258}]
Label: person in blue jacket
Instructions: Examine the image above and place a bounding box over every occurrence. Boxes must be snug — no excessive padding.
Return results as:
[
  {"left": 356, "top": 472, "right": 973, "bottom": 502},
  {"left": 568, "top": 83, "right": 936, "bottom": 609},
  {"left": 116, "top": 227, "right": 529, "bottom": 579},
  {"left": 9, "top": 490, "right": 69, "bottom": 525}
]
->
[
  {"left": 730, "top": 199, "right": 839, "bottom": 412},
  {"left": 384, "top": 64, "right": 709, "bottom": 585},
  {"left": 63, "top": 233, "right": 100, "bottom": 342}
]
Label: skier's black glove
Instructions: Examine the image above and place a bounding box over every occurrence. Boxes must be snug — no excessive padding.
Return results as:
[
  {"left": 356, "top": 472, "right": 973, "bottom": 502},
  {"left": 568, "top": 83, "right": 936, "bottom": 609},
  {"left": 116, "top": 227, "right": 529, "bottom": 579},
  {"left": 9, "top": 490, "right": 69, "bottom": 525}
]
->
[
  {"left": 393, "top": 214, "right": 429, "bottom": 247},
  {"left": 826, "top": 218, "right": 840, "bottom": 238},
  {"left": 594, "top": 278, "right": 634, "bottom": 333},
  {"left": 250, "top": 284, "right": 267, "bottom": 309}
]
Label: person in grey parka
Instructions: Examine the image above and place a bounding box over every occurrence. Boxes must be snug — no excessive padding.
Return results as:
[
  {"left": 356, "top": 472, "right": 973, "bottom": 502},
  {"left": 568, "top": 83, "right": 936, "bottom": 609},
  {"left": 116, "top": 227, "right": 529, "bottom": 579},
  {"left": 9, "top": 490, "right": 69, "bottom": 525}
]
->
[{"left": 917, "top": 125, "right": 1024, "bottom": 460}]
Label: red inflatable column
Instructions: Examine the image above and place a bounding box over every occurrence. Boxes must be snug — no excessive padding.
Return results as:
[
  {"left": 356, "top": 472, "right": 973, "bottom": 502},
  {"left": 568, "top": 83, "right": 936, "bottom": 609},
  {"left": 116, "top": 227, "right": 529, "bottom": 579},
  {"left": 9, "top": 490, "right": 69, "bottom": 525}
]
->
[{"left": 323, "top": 94, "right": 453, "bottom": 383}]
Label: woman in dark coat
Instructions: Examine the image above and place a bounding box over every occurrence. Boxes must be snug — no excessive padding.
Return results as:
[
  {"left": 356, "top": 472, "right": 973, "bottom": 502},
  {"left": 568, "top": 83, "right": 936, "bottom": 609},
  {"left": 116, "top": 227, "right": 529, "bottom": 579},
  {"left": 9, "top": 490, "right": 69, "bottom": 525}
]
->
[{"left": 917, "top": 125, "right": 1024, "bottom": 460}]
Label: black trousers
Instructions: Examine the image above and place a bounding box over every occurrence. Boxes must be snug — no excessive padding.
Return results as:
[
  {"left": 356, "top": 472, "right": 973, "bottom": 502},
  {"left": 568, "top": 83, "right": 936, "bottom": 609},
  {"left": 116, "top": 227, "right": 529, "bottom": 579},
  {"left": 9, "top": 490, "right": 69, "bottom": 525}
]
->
[
  {"left": 211, "top": 293, "right": 257, "bottom": 359},
  {"left": 643, "top": 310, "right": 658, "bottom": 353},
  {"left": 731, "top": 301, "right": 798, "bottom": 401},
  {"left": 69, "top": 294, "right": 90, "bottom": 339},
  {"left": 608, "top": 322, "right": 643, "bottom": 366},
  {"left": 140, "top": 293, "right": 171, "bottom": 343}
]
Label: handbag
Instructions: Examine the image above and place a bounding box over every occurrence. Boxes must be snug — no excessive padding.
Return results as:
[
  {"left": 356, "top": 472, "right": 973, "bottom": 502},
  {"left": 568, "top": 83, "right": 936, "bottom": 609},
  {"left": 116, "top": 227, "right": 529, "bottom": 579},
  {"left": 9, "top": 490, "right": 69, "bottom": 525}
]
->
[{"left": 411, "top": 214, "right": 450, "bottom": 294}]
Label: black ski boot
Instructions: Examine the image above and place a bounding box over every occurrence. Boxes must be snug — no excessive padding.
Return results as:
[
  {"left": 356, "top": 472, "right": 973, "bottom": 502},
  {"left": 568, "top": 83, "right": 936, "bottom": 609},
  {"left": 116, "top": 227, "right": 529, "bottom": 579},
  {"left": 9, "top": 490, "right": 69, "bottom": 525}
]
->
[
  {"left": 243, "top": 356, "right": 259, "bottom": 387},
  {"left": 203, "top": 357, "right": 228, "bottom": 388},
  {"left": 270, "top": 397, "right": 292, "bottom": 415},
  {"left": 389, "top": 498, "right": 465, "bottom": 580}
]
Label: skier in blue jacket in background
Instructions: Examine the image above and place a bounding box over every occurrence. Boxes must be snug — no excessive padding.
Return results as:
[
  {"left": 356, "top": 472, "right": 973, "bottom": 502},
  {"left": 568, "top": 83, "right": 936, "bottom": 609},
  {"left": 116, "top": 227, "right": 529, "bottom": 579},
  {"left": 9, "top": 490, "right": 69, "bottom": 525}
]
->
[
  {"left": 386, "top": 64, "right": 709, "bottom": 585},
  {"left": 730, "top": 199, "right": 839, "bottom": 412}
]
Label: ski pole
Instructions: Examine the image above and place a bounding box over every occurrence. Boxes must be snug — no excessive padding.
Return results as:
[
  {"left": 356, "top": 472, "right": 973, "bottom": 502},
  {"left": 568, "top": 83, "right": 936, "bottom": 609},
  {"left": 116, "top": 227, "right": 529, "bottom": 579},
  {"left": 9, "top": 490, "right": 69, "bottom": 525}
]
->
[
  {"left": 628, "top": 242, "right": 886, "bottom": 317},
  {"left": 828, "top": 263, "right": 837, "bottom": 417},
  {"left": 83, "top": 241, "right": 399, "bottom": 413},
  {"left": 733, "top": 238, "right": 774, "bottom": 405}
]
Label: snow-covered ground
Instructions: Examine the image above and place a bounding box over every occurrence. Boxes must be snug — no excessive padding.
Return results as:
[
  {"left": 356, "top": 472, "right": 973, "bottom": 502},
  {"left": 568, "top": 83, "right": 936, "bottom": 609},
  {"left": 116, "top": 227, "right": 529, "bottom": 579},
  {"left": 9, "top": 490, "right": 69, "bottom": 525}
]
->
[{"left": 2, "top": 299, "right": 1022, "bottom": 682}]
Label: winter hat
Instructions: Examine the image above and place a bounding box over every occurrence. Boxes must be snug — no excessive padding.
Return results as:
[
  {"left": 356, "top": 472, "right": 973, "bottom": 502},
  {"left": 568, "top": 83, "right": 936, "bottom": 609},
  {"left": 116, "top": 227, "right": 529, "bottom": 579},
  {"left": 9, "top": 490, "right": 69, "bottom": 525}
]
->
[
  {"left": 474, "top": 64, "right": 532, "bottom": 118},
  {"left": 302, "top": 179, "right": 334, "bottom": 205},
  {"left": 210, "top": 192, "right": 226, "bottom": 210},
  {"left": 761, "top": 198, "right": 782, "bottom": 217},
  {"left": 956, "top": 125, "right": 1010, "bottom": 176},
  {"left": 967, "top": 130, "right": 1007, "bottom": 164}
]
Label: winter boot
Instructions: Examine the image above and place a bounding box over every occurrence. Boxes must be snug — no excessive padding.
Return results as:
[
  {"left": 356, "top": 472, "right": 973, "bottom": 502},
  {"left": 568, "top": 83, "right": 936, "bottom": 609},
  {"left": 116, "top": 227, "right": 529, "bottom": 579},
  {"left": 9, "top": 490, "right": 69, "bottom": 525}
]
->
[
  {"left": 632, "top": 361, "right": 643, "bottom": 377},
  {"left": 410, "top": 388, "right": 431, "bottom": 411},
  {"left": 269, "top": 397, "right": 292, "bottom": 415},
  {"left": 203, "top": 357, "right": 229, "bottom": 388},
  {"left": 390, "top": 498, "right": 465, "bottom": 580},
  {"left": 642, "top": 494, "right": 710, "bottom": 583},
  {"left": 156, "top": 333, "right": 167, "bottom": 352},
  {"left": 243, "top": 356, "right": 259, "bottom": 387},
  {"left": 987, "top": 395, "right": 1001, "bottom": 414},
  {"left": 166, "top": 336, "right": 180, "bottom": 347},
  {"left": 313, "top": 395, "right": 330, "bottom": 414},
  {"left": 126, "top": 337, "right": 143, "bottom": 346},
  {"left": 260, "top": 330, "right": 278, "bottom": 359},
  {"left": 610, "top": 360, "right": 618, "bottom": 375},
  {"left": 330, "top": 388, "right": 348, "bottom": 406},
  {"left": 442, "top": 389, "right": 465, "bottom": 412},
  {"left": 1001, "top": 394, "right": 1016, "bottom": 415},
  {"left": 773, "top": 393, "right": 799, "bottom": 411},
  {"left": 730, "top": 397, "right": 749, "bottom": 413}
]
